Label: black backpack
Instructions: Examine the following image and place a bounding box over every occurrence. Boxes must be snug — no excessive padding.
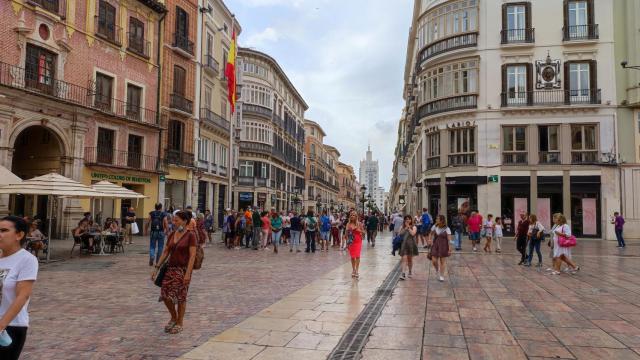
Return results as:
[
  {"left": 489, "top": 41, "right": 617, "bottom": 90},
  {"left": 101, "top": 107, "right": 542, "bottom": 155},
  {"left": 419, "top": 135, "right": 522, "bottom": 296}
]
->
[{"left": 150, "top": 211, "right": 164, "bottom": 231}]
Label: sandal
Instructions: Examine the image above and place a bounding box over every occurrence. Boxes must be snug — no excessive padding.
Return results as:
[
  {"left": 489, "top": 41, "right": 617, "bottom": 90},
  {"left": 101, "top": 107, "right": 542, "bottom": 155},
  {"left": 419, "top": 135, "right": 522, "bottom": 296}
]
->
[
  {"left": 164, "top": 320, "right": 176, "bottom": 333},
  {"left": 168, "top": 325, "right": 183, "bottom": 334}
]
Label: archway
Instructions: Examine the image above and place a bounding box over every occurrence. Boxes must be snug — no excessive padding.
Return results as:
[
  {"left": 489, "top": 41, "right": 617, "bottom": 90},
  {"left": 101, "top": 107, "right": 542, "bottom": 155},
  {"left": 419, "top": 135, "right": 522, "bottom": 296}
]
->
[{"left": 11, "top": 125, "right": 64, "bottom": 219}]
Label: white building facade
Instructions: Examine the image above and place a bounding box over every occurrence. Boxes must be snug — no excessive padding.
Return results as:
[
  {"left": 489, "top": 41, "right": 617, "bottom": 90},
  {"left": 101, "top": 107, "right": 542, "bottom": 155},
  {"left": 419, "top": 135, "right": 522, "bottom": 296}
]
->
[{"left": 394, "top": 0, "right": 625, "bottom": 239}]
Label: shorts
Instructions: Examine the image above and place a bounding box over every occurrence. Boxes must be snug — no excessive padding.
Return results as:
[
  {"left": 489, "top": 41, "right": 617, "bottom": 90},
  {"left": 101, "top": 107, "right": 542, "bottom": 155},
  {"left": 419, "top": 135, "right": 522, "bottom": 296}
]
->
[
  {"left": 419, "top": 226, "right": 430, "bottom": 235},
  {"left": 320, "top": 231, "right": 330, "bottom": 241},
  {"left": 469, "top": 232, "right": 480, "bottom": 241}
]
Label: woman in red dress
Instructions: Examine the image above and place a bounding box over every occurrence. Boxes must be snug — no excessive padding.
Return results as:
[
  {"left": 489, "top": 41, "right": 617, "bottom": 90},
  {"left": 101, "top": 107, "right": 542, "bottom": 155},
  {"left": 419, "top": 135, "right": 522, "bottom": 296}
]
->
[{"left": 346, "top": 211, "right": 365, "bottom": 279}]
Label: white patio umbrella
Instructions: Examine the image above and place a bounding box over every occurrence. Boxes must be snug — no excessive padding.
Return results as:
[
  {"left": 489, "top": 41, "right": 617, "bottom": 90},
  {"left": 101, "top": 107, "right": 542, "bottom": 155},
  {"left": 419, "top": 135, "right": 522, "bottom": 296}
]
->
[
  {"left": 0, "top": 173, "right": 109, "bottom": 262},
  {"left": 0, "top": 164, "right": 21, "bottom": 185},
  {"left": 90, "top": 181, "right": 147, "bottom": 225}
]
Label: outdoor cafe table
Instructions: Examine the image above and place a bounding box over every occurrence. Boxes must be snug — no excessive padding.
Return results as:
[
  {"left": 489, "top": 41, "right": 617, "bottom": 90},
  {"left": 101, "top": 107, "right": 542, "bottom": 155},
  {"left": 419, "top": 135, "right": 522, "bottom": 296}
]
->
[{"left": 89, "top": 232, "right": 115, "bottom": 256}]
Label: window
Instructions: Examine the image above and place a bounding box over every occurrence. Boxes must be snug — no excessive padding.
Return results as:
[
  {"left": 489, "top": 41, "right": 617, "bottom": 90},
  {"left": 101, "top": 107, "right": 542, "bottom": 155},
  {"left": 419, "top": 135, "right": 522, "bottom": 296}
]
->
[
  {"left": 173, "top": 65, "right": 186, "bottom": 95},
  {"left": 32, "top": 0, "right": 59, "bottom": 14},
  {"left": 449, "top": 127, "right": 475, "bottom": 166},
  {"left": 97, "top": 128, "right": 115, "bottom": 163},
  {"left": 502, "top": 64, "right": 532, "bottom": 105},
  {"left": 97, "top": 0, "right": 118, "bottom": 44},
  {"left": 94, "top": 72, "right": 113, "bottom": 111},
  {"left": 416, "top": 0, "right": 478, "bottom": 50},
  {"left": 211, "top": 142, "right": 217, "bottom": 164},
  {"left": 565, "top": 61, "right": 597, "bottom": 103},
  {"left": 25, "top": 44, "right": 56, "bottom": 92},
  {"left": 503, "top": 126, "right": 527, "bottom": 164},
  {"left": 426, "top": 132, "right": 440, "bottom": 169},
  {"left": 571, "top": 124, "right": 597, "bottom": 163},
  {"left": 222, "top": 48, "right": 229, "bottom": 79},
  {"left": 198, "top": 138, "right": 210, "bottom": 162},
  {"left": 168, "top": 120, "right": 183, "bottom": 151},
  {"left": 204, "top": 86, "right": 212, "bottom": 110},
  {"left": 175, "top": 6, "right": 188, "bottom": 38},
  {"left": 564, "top": 0, "right": 596, "bottom": 40},
  {"left": 220, "top": 145, "right": 228, "bottom": 167},
  {"left": 127, "top": 134, "right": 142, "bottom": 168},
  {"left": 420, "top": 59, "right": 478, "bottom": 103},
  {"left": 239, "top": 161, "right": 254, "bottom": 177},
  {"left": 539, "top": 125, "right": 560, "bottom": 163},
  {"left": 568, "top": 1, "right": 588, "bottom": 27},
  {"left": 128, "top": 17, "right": 145, "bottom": 55},
  {"left": 126, "top": 83, "right": 142, "bottom": 120},
  {"left": 206, "top": 33, "right": 213, "bottom": 57},
  {"left": 241, "top": 84, "right": 272, "bottom": 108},
  {"left": 501, "top": 2, "right": 532, "bottom": 43}
]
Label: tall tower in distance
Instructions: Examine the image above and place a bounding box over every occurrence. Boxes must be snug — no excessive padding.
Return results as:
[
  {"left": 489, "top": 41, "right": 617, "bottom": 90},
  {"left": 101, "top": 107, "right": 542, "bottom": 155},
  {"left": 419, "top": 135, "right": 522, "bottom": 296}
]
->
[{"left": 359, "top": 145, "right": 379, "bottom": 197}]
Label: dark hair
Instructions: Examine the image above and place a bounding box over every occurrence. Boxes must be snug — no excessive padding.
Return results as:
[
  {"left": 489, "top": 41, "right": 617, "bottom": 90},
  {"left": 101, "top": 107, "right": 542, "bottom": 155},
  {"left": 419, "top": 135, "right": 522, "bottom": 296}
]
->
[
  {"left": 175, "top": 210, "right": 192, "bottom": 223},
  {"left": 403, "top": 215, "right": 413, "bottom": 226},
  {"left": 436, "top": 215, "right": 447, "bottom": 227},
  {"left": 155, "top": 203, "right": 163, "bottom": 211},
  {"left": 83, "top": 212, "right": 91, "bottom": 217},
  {"left": 2, "top": 216, "right": 28, "bottom": 245}
]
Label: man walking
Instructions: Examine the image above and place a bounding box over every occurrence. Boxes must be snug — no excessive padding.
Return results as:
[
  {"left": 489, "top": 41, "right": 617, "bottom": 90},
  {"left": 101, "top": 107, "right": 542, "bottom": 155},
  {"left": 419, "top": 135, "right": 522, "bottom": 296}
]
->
[
  {"left": 366, "top": 212, "right": 379, "bottom": 247},
  {"left": 252, "top": 207, "right": 262, "bottom": 250},
  {"left": 124, "top": 207, "right": 136, "bottom": 244},
  {"left": 419, "top": 208, "right": 433, "bottom": 249},
  {"left": 451, "top": 211, "right": 465, "bottom": 251},
  {"left": 515, "top": 212, "right": 530, "bottom": 265},
  {"left": 145, "top": 203, "right": 168, "bottom": 266},
  {"left": 467, "top": 211, "right": 482, "bottom": 252},
  {"left": 612, "top": 212, "right": 626, "bottom": 248},
  {"left": 304, "top": 210, "right": 318, "bottom": 253}
]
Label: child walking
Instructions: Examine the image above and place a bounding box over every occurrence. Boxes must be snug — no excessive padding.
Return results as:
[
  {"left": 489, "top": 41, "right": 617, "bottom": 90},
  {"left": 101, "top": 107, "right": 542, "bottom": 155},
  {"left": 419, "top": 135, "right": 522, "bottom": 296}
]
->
[
  {"left": 483, "top": 214, "right": 495, "bottom": 253},
  {"left": 494, "top": 217, "right": 503, "bottom": 253}
]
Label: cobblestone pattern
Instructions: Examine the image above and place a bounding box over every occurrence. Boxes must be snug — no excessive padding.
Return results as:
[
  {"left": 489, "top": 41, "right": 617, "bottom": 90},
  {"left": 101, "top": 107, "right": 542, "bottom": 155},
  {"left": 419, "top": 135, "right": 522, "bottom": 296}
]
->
[{"left": 21, "top": 237, "right": 352, "bottom": 359}]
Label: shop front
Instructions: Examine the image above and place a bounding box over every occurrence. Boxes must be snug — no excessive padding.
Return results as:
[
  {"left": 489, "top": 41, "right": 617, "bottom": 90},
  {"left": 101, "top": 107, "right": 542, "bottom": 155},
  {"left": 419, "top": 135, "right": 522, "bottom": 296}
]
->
[
  {"left": 446, "top": 176, "right": 482, "bottom": 224},
  {"left": 570, "top": 176, "right": 601, "bottom": 238},
  {"left": 164, "top": 167, "right": 190, "bottom": 211},
  {"left": 257, "top": 192, "right": 267, "bottom": 210},
  {"left": 239, "top": 192, "right": 254, "bottom": 210},
  {"left": 537, "top": 176, "right": 564, "bottom": 230},
  {"left": 501, "top": 177, "right": 531, "bottom": 235},
  {"left": 425, "top": 179, "right": 441, "bottom": 219}
]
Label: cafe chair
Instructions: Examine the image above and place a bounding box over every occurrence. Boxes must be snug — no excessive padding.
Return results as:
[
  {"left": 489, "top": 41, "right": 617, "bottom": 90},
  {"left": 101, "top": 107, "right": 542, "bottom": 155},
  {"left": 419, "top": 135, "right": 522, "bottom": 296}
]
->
[{"left": 70, "top": 231, "right": 89, "bottom": 257}]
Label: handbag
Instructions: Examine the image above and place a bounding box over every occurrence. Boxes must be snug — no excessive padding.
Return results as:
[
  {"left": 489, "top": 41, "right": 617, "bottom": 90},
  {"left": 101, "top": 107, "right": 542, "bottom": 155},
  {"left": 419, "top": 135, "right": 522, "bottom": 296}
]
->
[
  {"left": 558, "top": 234, "right": 577, "bottom": 247},
  {"left": 131, "top": 222, "right": 140, "bottom": 235},
  {"left": 346, "top": 230, "right": 354, "bottom": 246},
  {"left": 153, "top": 232, "right": 188, "bottom": 287},
  {"left": 193, "top": 245, "right": 204, "bottom": 270}
]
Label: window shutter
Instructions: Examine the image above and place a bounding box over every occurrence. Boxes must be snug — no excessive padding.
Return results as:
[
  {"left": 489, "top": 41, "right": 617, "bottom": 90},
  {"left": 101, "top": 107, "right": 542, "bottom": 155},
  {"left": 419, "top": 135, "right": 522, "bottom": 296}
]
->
[
  {"left": 526, "top": 63, "right": 534, "bottom": 105},
  {"left": 525, "top": 2, "right": 532, "bottom": 41},
  {"left": 563, "top": 61, "right": 570, "bottom": 105},
  {"left": 562, "top": 0, "right": 569, "bottom": 39},
  {"left": 501, "top": 64, "right": 508, "bottom": 106},
  {"left": 501, "top": 4, "right": 508, "bottom": 38},
  {"left": 587, "top": 0, "right": 594, "bottom": 25},
  {"left": 589, "top": 60, "right": 598, "bottom": 103}
]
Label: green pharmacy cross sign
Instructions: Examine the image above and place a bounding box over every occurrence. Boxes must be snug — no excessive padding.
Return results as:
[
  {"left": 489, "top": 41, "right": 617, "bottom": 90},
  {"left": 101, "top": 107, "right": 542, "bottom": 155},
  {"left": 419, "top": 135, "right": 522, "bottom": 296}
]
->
[{"left": 488, "top": 175, "right": 499, "bottom": 183}]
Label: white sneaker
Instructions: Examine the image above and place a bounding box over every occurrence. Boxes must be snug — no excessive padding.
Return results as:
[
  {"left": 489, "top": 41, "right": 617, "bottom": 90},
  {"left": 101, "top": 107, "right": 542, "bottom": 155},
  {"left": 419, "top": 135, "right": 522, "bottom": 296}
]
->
[
  {"left": 438, "top": 276, "right": 445, "bottom": 282},
  {"left": 473, "top": 247, "right": 477, "bottom": 252}
]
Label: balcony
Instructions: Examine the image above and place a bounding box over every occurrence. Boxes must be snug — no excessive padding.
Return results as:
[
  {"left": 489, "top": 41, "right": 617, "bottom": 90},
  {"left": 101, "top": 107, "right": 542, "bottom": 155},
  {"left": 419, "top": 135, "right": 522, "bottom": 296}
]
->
[
  {"left": 95, "top": 16, "right": 122, "bottom": 46},
  {"left": 27, "top": 0, "right": 64, "bottom": 16},
  {"left": 500, "top": 28, "right": 535, "bottom": 44},
  {"left": 256, "top": 178, "right": 268, "bottom": 187},
  {"left": 563, "top": 24, "right": 599, "bottom": 41},
  {"left": 170, "top": 93, "right": 193, "bottom": 114},
  {"left": 449, "top": 153, "right": 476, "bottom": 167},
  {"left": 418, "top": 32, "right": 478, "bottom": 67},
  {"left": 426, "top": 157, "right": 440, "bottom": 170},
  {"left": 238, "top": 176, "right": 254, "bottom": 186},
  {"left": 165, "top": 149, "right": 195, "bottom": 167},
  {"left": 571, "top": 150, "right": 598, "bottom": 164},
  {"left": 85, "top": 147, "right": 164, "bottom": 173},
  {"left": 172, "top": 32, "right": 194, "bottom": 56},
  {"left": 502, "top": 152, "right": 528, "bottom": 165},
  {"left": 203, "top": 54, "right": 219, "bottom": 75},
  {"left": 200, "top": 108, "right": 229, "bottom": 134},
  {"left": 418, "top": 94, "right": 477, "bottom": 118},
  {"left": 127, "top": 33, "right": 150, "bottom": 58},
  {"left": 539, "top": 151, "right": 561, "bottom": 164},
  {"left": 500, "top": 89, "right": 601, "bottom": 107},
  {"left": 0, "top": 62, "right": 159, "bottom": 126},
  {"left": 242, "top": 103, "right": 272, "bottom": 119},
  {"left": 239, "top": 141, "right": 272, "bottom": 154}
]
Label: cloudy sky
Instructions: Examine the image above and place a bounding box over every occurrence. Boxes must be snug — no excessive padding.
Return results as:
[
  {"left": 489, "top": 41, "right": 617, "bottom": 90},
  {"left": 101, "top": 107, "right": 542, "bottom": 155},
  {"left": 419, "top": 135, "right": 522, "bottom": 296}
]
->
[{"left": 226, "top": 0, "right": 413, "bottom": 189}]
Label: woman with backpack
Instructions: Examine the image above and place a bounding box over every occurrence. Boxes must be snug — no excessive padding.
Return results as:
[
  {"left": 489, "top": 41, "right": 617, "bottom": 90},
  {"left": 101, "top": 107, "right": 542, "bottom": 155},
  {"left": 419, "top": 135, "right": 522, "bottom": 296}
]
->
[
  {"left": 152, "top": 211, "right": 197, "bottom": 334},
  {"left": 525, "top": 214, "right": 544, "bottom": 267},
  {"left": 550, "top": 213, "right": 580, "bottom": 275}
]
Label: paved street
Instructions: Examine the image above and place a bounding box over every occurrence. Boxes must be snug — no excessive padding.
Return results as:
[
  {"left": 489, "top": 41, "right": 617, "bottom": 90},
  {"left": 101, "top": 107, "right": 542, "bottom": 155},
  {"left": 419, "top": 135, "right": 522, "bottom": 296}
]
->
[{"left": 19, "top": 232, "right": 640, "bottom": 360}]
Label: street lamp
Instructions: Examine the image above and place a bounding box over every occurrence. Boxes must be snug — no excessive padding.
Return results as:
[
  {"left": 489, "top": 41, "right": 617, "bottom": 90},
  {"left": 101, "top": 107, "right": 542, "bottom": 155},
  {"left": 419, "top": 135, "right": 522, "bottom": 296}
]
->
[
  {"left": 621, "top": 61, "right": 640, "bottom": 71},
  {"left": 359, "top": 184, "right": 367, "bottom": 214}
]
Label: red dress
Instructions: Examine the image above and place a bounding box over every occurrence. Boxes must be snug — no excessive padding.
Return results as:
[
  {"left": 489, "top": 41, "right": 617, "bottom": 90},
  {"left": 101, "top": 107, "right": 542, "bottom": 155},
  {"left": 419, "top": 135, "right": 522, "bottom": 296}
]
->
[{"left": 348, "top": 226, "right": 363, "bottom": 259}]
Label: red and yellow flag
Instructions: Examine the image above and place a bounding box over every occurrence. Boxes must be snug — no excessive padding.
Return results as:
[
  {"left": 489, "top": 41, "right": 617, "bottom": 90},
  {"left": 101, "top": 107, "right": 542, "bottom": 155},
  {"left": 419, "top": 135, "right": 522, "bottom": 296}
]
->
[{"left": 225, "top": 30, "right": 237, "bottom": 114}]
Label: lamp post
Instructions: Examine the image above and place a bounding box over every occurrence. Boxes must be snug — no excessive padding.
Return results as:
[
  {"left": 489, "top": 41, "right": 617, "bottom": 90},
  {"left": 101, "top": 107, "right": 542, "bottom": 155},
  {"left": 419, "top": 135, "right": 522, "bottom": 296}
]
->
[
  {"left": 359, "top": 184, "right": 367, "bottom": 215},
  {"left": 621, "top": 61, "right": 640, "bottom": 71},
  {"left": 316, "top": 194, "right": 321, "bottom": 214}
]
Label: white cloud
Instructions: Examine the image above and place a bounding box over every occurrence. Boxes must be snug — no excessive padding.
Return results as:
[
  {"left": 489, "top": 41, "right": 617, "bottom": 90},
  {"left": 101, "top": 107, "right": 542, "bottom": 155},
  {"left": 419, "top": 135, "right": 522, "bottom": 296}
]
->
[{"left": 245, "top": 27, "right": 281, "bottom": 47}]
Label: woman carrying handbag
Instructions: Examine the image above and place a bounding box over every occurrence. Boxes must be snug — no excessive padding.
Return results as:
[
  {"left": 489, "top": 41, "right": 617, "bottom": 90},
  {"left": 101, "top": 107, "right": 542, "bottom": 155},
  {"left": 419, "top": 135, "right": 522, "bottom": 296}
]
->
[
  {"left": 550, "top": 213, "right": 579, "bottom": 275},
  {"left": 152, "top": 211, "right": 197, "bottom": 334}
]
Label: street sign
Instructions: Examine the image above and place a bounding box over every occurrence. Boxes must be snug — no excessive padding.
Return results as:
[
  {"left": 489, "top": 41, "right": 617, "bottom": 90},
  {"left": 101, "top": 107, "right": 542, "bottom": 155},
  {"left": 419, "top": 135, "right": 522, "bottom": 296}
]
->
[
  {"left": 488, "top": 175, "right": 499, "bottom": 183},
  {"left": 159, "top": 175, "right": 166, "bottom": 182}
]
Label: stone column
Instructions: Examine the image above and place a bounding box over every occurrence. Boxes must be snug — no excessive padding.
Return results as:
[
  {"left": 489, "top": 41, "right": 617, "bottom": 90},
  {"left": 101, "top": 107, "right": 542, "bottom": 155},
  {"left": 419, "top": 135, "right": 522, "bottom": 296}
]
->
[
  {"left": 440, "top": 173, "right": 447, "bottom": 216},
  {"left": 560, "top": 124, "right": 572, "bottom": 165},
  {"left": 530, "top": 170, "right": 538, "bottom": 215},
  {"left": 62, "top": 116, "right": 89, "bottom": 238},
  {"left": 563, "top": 170, "right": 571, "bottom": 222},
  {"left": 528, "top": 124, "right": 538, "bottom": 165},
  {"left": 0, "top": 105, "right": 15, "bottom": 216}
]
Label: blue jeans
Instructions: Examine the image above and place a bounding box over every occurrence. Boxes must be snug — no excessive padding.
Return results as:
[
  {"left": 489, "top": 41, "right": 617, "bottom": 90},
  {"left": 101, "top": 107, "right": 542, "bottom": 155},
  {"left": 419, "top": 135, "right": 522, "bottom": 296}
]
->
[
  {"left": 615, "top": 229, "right": 625, "bottom": 247},
  {"left": 306, "top": 231, "right": 316, "bottom": 252},
  {"left": 149, "top": 231, "right": 165, "bottom": 263},
  {"left": 272, "top": 230, "right": 282, "bottom": 246},
  {"left": 290, "top": 230, "right": 301, "bottom": 249},
  {"left": 527, "top": 238, "right": 543, "bottom": 264},
  {"left": 454, "top": 231, "right": 462, "bottom": 249}
]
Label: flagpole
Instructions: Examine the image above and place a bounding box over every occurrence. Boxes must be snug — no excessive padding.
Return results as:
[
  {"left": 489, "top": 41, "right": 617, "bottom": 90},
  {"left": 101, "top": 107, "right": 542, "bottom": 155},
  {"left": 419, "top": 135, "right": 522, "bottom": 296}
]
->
[{"left": 228, "top": 15, "right": 236, "bottom": 211}]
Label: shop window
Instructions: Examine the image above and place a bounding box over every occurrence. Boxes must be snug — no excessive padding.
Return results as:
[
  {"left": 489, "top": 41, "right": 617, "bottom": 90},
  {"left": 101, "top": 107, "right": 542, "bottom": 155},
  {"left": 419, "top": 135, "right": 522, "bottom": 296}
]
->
[
  {"left": 539, "top": 125, "right": 560, "bottom": 164},
  {"left": 502, "top": 126, "right": 527, "bottom": 165},
  {"left": 25, "top": 44, "right": 56, "bottom": 93},
  {"left": 571, "top": 124, "right": 597, "bottom": 163},
  {"left": 97, "top": 128, "right": 115, "bottom": 164}
]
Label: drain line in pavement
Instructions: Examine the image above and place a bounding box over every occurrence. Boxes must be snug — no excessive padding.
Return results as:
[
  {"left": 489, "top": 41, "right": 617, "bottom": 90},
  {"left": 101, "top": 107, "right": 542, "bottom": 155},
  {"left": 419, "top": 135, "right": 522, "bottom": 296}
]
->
[{"left": 327, "top": 262, "right": 402, "bottom": 360}]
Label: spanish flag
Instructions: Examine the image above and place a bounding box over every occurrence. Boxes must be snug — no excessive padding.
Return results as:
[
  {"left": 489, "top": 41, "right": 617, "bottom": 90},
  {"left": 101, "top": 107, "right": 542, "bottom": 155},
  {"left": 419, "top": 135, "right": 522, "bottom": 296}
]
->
[{"left": 225, "top": 29, "right": 237, "bottom": 114}]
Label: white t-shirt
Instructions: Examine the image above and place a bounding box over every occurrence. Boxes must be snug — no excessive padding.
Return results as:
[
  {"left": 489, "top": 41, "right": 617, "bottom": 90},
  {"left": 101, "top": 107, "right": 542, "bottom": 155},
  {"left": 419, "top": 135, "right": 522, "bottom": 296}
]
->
[
  {"left": 0, "top": 249, "right": 38, "bottom": 327},
  {"left": 494, "top": 224, "right": 504, "bottom": 237},
  {"left": 283, "top": 216, "right": 291, "bottom": 228},
  {"left": 430, "top": 225, "right": 452, "bottom": 235}
]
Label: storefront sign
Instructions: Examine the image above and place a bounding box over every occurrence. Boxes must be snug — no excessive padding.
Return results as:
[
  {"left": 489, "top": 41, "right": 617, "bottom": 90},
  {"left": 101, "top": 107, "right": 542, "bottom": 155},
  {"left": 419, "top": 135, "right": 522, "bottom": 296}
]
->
[
  {"left": 239, "top": 192, "right": 253, "bottom": 202},
  {"left": 445, "top": 176, "right": 488, "bottom": 185},
  {"left": 257, "top": 193, "right": 267, "bottom": 201},
  {"left": 425, "top": 180, "right": 440, "bottom": 187},
  {"left": 91, "top": 172, "right": 152, "bottom": 184}
]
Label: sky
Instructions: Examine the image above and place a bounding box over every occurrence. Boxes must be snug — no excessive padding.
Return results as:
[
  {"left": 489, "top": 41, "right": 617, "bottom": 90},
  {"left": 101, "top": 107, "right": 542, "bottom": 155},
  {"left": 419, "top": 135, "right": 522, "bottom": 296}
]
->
[{"left": 226, "top": 0, "right": 413, "bottom": 190}]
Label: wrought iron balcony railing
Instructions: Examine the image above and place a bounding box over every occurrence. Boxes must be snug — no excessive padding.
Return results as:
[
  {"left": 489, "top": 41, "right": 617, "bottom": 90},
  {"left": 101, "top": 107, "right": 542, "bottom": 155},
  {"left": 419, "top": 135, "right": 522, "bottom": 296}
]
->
[
  {"left": 426, "top": 157, "right": 440, "bottom": 170},
  {"left": 539, "top": 151, "right": 561, "bottom": 164},
  {"left": 200, "top": 108, "right": 229, "bottom": 134},
  {"left": 242, "top": 103, "right": 273, "bottom": 118},
  {"left": 85, "top": 147, "right": 164, "bottom": 173},
  {"left": 28, "top": 0, "right": 64, "bottom": 15},
  {"left": 501, "top": 28, "right": 535, "bottom": 44},
  {"left": 164, "top": 149, "right": 195, "bottom": 167},
  {"left": 172, "top": 32, "right": 194, "bottom": 55},
  {"left": 502, "top": 152, "right": 528, "bottom": 165},
  {"left": 203, "top": 54, "right": 219, "bottom": 74},
  {"left": 418, "top": 94, "right": 477, "bottom": 118},
  {"left": 169, "top": 93, "right": 193, "bottom": 114},
  {"left": 0, "top": 62, "right": 158, "bottom": 125},
  {"left": 95, "top": 16, "right": 122, "bottom": 46},
  {"left": 563, "top": 24, "right": 599, "bottom": 41},
  {"left": 500, "top": 89, "right": 601, "bottom": 107},
  {"left": 571, "top": 150, "right": 598, "bottom": 164},
  {"left": 418, "top": 32, "right": 478, "bottom": 67},
  {"left": 127, "top": 33, "right": 150, "bottom": 58},
  {"left": 239, "top": 141, "right": 272, "bottom": 153},
  {"left": 448, "top": 153, "right": 476, "bottom": 167}
]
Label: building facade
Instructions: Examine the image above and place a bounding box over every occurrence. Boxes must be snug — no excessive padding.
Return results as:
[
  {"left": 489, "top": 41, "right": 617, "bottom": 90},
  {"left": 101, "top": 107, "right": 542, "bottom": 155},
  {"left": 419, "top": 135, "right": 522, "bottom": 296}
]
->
[
  {"left": 234, "top": 48, "right": 307, "bottom": 212},
  {"left": 0, "top": 0, "right": 166, "bottom": 233},
  {"left": 337, "top": 162, "right": 358, "bottom": 211},
  {"left": 304, "top": 120, "right": 339, "bottom": 213},
  {"left": 359, "top": 145, "right": 379, "bottom": 196},
  {"left": 193, "top": 0, "right": 238, "bottom": 226},
  {"left": 392, "top": 0, "right": 627, "bottom": 239}
]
